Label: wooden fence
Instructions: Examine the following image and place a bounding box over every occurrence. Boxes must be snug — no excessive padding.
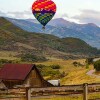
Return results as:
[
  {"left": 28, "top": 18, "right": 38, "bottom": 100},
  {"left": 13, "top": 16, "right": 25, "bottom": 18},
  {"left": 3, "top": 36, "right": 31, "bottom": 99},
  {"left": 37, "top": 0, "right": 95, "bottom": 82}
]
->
[{"left": 0, "top": 83, "right": 100, "bottom": 100}]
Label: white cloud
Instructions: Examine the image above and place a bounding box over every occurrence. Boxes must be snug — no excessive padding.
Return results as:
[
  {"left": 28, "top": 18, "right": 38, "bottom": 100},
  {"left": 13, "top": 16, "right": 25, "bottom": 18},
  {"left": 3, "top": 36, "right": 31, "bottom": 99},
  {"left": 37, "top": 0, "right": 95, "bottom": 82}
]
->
[
  {"left": 0, "top": 10, "right": 34, "bottom": 19},
  {"left": 54, "top": 13, "right": 69, "bottom": 19},
  {"left": 7, "top": 10, "right": 33, "bottom": 19},
  {"left": 61, "top": 14, "right": 68, "bottom": 18},
  {"left": 72, "top": 10, "right": 100, "bottom": 26},
  {"left": 0, "top": 11, "right": 7, "bottom": 17}
]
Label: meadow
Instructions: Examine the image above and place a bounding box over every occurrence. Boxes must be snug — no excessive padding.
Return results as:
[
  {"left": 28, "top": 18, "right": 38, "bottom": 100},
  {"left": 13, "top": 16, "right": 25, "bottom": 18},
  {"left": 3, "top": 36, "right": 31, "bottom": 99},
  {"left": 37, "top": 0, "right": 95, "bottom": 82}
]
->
[
  {"left": 0, "top": 51, "right": 100, "bottom": 85},
  {"left": 35, "top": 58, "right": 100, "bottom": 85},
  {"left": 0, "top": 51, "right": 100, "bottom": 100}
]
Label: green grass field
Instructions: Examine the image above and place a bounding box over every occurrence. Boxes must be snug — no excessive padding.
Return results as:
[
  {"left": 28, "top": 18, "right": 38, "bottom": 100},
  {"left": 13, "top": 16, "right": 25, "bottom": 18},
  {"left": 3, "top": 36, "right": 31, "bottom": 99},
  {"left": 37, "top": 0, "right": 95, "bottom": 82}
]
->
[
  {"left": 0, "top": 53, "right": 100, "bottom": 85},
  {"left": 35, "top": 59, "right": 100, "bottom": 85}
]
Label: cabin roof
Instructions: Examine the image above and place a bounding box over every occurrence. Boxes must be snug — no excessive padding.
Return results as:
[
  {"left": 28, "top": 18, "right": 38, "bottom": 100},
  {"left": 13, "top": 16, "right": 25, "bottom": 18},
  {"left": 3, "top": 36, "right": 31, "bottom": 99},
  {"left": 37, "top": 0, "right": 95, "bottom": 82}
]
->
[{"left": 0, "top": 64, "right": 35, "bottom": 80}]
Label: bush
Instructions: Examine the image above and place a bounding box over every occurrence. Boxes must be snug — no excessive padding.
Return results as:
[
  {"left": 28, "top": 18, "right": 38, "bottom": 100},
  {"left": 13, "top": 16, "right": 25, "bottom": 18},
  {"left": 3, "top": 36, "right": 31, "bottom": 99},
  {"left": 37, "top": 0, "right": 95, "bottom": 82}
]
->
[
  {"left": 50, "top": 65, "right": 61, "bottom": 69},
  {"left": 73, "top": 61, "right": 78, "bottom": 66},
  {"left": 94, "top": 60, "right": 100, "bottom": 71},
  {"left": 73, "top": 61, "right": 84, "bottom": 67},
  {"left": 0, "top": 59, "right": 21, "bottom": 66},
  {"left": 36, "top": 64, "right": 46, "bottom": 73},
  {"left": 36, "top": 64, "right": 62, "bottom": 79},
  {"left": 37, "top": 64, "right": 46, "bottom": 69},
  {"left": 0, "top": 59, "right": 13, "bottom": 64},
  {"left": 86, "top": 58, "right": 94, "bottom": 65},
  {"left": 21, "top": 54, "right": 47, "bottom": 62}
]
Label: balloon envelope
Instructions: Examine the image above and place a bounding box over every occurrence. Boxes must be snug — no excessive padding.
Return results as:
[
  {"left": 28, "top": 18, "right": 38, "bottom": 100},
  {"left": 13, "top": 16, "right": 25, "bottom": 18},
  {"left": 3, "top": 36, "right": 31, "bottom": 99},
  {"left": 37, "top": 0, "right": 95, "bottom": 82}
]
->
[{"left": 32, "top": 0, "right": 56, "bottom": 27}]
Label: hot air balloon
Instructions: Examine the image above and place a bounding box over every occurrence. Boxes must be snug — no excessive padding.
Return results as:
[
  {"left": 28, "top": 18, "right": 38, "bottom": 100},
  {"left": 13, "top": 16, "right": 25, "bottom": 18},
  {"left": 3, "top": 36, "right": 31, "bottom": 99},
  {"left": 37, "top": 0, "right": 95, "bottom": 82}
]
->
[{"left": 32, "top": 0, "right": 56, "bottom": 29}]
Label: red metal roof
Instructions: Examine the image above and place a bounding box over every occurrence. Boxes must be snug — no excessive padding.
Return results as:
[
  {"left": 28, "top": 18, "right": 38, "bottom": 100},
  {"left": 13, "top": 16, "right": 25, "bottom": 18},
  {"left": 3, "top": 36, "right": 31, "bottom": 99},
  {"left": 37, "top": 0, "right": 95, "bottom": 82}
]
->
[{"left": 0, "top": 64, "right": 35, "bottom": 80}]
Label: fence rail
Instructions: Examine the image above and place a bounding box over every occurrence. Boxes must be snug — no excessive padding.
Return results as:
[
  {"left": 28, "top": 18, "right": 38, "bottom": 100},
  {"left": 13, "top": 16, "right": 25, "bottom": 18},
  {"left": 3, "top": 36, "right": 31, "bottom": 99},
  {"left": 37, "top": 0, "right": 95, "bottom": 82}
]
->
[{"left": 0, "top": 83, "right": 100, "bottom": 100}]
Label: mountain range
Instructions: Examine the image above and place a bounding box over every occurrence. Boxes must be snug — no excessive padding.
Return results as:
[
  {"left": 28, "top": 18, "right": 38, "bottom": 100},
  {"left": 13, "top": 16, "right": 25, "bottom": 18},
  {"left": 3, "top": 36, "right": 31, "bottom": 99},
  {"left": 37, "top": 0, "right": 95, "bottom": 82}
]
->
[
  {"left": 6, "top": 17, "right": 100, "bottom": 49},
  {"left": 0, "top": 17, "right": 100, "bottom": 60}
]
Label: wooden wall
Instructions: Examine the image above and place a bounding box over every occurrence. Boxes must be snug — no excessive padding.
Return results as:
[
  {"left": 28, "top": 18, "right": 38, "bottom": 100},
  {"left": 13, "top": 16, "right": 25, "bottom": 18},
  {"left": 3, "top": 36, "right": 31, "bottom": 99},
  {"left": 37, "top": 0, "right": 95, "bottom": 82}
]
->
[
  {"left": 24, "top": 69, "right": 44, "bottom": 87},
  {"left": 3, "top": 80, "right": 23, "bottom": 88}
]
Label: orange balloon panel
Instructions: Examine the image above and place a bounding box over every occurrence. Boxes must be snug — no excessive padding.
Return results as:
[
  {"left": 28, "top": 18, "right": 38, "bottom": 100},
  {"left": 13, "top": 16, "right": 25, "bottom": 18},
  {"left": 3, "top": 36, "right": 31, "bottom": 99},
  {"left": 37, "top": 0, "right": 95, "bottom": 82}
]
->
[{"left": 32, "top": 0, "right": 56, "bottom": 12}]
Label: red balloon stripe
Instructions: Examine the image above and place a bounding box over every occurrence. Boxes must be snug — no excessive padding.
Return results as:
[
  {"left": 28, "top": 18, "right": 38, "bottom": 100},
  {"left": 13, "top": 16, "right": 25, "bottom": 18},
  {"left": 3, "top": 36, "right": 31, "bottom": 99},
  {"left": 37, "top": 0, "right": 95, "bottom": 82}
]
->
[
  {"left": 32, "top": 0, "right": 56, "bottom": 12},
  {"left": 33, "top": 0, "right": 52, "bottom": 5},
  {"left": 32, "top": 1, "right": 55, "bottom": 9}
]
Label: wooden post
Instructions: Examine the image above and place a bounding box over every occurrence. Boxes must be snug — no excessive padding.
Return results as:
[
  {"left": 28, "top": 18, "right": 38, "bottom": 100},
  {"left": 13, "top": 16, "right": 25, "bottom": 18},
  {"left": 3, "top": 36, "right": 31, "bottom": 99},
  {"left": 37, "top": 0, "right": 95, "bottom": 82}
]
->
[
  {"left": 83, "top": 83, "right": 88, "bottom": 100},
  {"left": 26, "top": 88, "right": 31, "bottom": 100}
]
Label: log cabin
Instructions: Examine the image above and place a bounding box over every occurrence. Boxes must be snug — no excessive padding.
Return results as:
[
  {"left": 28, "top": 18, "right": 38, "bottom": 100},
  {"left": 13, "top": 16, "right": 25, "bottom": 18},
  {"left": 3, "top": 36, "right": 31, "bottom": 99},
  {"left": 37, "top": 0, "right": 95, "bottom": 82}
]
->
[{"left": 0, "top": 64, "right": 53, "bottom": 88}]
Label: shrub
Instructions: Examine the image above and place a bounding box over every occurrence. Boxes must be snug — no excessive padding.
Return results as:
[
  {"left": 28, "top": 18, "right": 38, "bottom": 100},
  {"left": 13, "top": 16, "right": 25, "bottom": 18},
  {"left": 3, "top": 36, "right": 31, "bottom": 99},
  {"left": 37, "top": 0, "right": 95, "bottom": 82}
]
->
[
  {"left": 73, "top": 61, "right": 84, "bottom": 67},
  {"left": 86, "top": 58, "right": 94, "bottom": 65},
  {"left": 36, "top": 64, "right": 62, "bottom": 79},
  {"left": 73, "top": 61, "right": 78, "bottom": 66},
  {"left": 50, "top": 65, "right": 61, "bottom": 69},
  {"left": 94, "top": 60, "right": 100, "bottom": 71},
  {"left": 21, "top": 54, "right": 47, "bottom": 62},
  {"left": 0, "top": 59, "right": 13, "bottom": 64},
  {"left": 0, "top": 59, "right": 21, "bottom": 66},
  {"left": 37, "top": 64, "right": 46, "bottom": 69}
]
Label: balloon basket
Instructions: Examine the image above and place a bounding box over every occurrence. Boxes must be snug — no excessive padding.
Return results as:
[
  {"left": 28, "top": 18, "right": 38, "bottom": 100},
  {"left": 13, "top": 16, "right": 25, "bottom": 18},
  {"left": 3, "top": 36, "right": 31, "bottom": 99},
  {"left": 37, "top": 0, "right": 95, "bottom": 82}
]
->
[{"left": 42, "top": 26, "right": 45, "bottom": 30}]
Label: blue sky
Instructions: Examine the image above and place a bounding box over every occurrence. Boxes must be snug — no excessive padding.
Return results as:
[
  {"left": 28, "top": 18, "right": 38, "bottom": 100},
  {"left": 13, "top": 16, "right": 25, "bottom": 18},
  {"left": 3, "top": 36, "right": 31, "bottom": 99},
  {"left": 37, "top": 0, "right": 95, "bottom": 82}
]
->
[{"left": 0, "top": 0, "right": 100, "bottom": 25}]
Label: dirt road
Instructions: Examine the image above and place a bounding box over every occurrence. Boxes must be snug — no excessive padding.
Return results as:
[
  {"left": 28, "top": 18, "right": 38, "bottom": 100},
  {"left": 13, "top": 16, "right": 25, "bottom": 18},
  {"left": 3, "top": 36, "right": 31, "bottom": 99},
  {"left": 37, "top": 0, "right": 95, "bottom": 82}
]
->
[{"left": 86, "top": 69, "right": 100, "bottom": 78}]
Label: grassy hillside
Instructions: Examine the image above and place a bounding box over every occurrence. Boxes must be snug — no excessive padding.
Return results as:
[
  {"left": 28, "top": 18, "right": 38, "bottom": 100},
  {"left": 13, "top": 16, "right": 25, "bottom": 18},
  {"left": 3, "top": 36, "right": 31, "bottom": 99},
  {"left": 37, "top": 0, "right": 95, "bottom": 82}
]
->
[
  {"left": 35, "top": 59, "right": 100, "bottom": 85},
  {"left": 7, "top": 17, "right": 100, "bottom": 49},
  {"left": 0, "top": 17, "right": 100, "bottom": 61}
]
